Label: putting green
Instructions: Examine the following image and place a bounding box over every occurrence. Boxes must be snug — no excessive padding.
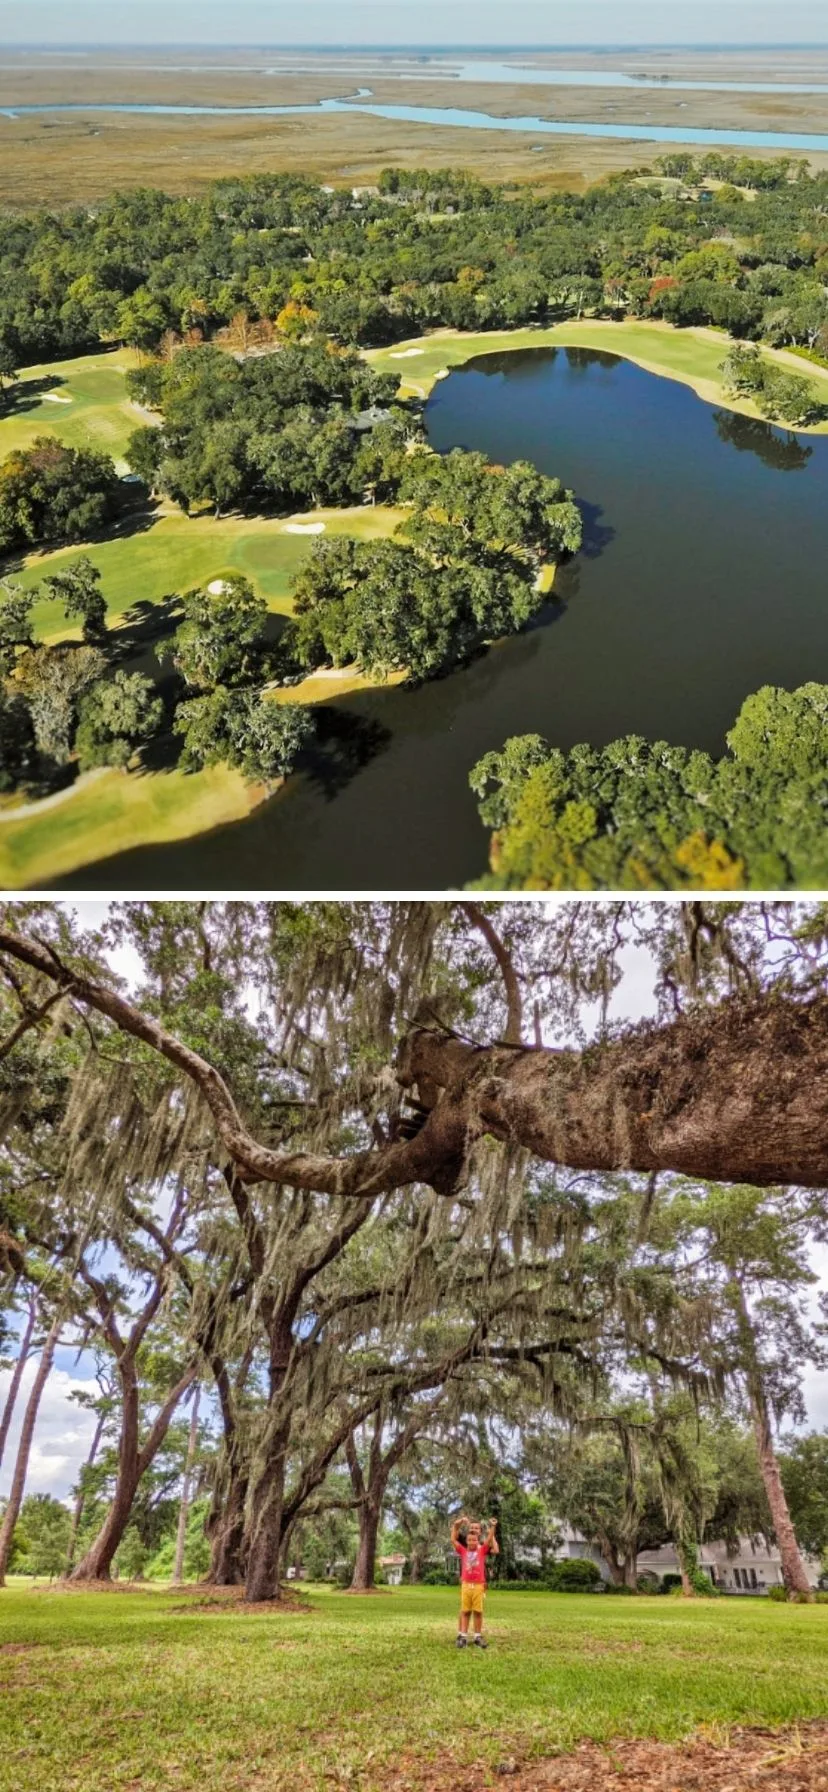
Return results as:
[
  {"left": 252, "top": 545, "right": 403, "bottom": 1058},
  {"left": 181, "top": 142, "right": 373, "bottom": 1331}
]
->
[
  {"left": 17, "top": 505, "right": 406, "bottom": 642},
  {"left": 0, "top": 348, "right": 144, "bottom": 464}
]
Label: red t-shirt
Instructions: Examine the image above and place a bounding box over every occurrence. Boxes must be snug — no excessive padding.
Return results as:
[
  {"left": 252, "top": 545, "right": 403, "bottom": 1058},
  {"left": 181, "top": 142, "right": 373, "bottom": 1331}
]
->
[{"left": 455, "top": 1541, "right": 490, "bottom": 1585}]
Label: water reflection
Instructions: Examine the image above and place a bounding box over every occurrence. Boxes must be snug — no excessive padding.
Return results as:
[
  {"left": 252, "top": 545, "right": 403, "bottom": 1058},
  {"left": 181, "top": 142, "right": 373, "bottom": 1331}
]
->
[{"left": 712, "top": 409, "right": 813, "bottom": 473}]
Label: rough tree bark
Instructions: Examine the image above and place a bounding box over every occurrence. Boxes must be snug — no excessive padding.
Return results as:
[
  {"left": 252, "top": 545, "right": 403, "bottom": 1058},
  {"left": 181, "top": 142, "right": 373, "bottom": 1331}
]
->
[
  {"left": 751, "top": 1397, "right": 812, "bottom": 1598},
  {"left": 0, "top": 1310, "right": 61, "bottom": 1585},
  {"left": 2, "top": 928, "right": 826, "bottom": 1192},
  {"left": 0, "top": 1292, "right": 37, "bottom": 1472}
]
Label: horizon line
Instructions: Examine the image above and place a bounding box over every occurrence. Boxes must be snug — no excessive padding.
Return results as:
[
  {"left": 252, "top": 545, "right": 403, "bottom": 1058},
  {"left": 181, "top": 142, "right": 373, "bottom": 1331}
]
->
[{"left": 5, "top": 41, "right": 828, "bottom": 52}]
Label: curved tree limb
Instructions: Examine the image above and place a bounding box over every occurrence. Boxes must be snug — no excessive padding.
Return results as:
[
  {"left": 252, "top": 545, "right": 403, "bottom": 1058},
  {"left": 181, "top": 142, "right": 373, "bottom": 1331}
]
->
[{"left": 2, "top": 928, "right": 828, "bottom": 1191}]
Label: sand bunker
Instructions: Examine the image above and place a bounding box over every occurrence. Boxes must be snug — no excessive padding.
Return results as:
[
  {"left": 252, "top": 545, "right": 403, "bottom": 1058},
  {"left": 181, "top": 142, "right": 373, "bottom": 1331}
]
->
[
  {"left": 390, "top": 348, "right": 425, "bottom": 359},
  {"left": 42, "top": 392, "right": 72, "bottom": 403},
  {"left": 207, "top": 579, "right": 231, "bottom": 595},
  {"left": 283, "top": 522, "right": 326, "bottom": 535}
]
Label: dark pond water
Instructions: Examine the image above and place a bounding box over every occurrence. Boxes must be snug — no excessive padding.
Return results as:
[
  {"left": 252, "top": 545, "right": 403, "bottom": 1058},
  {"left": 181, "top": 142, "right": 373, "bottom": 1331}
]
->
[{"left": 64, "top": 347, "right": 828, "bottom": 893}]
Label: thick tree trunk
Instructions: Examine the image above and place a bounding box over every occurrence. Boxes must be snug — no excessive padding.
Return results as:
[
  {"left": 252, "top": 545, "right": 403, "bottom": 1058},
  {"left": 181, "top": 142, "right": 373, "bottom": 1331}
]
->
[
  {"left": 402, "top": 997, "right": 828, "bottom": 1193},
  {"left": 70, "top": 1467, "right": 141, "bottom": 1583},
  {"left": 0, "top": 1295, "right": 37, "bottom": 1472},
  {"left": 172, "top": 1385, "right": 200, "bottom": 1585},
  {"left": 596, "top": 1539, "right": 625, "bottom": 1586},
  {"left": 752, "top": 1400, "right": 812, "bottom": 1599},
  {"left": 65, "top": 1408, "right": 107, "bottom": 1575},
  {"left": 0, "top": 1312, "right": 61, "bottom": 1585},
  {"left": 409, "top": 1549, "right": 423, "bottom": 1585},
  {"left": 350, "top": 1500, "right": 381, "bottom": 1593},
  {"left": 245, "top": 1446, "right": 287, "bottom": 1603},
  {"left": 207, "top": 1463, "right": 247, "bottom": 1585}
]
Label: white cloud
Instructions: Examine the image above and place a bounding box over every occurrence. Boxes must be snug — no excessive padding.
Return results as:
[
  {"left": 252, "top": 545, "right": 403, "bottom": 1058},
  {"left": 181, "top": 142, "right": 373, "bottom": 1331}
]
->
[{"left": 0, "top": 1358, "right": 98, "bottom": 1505}]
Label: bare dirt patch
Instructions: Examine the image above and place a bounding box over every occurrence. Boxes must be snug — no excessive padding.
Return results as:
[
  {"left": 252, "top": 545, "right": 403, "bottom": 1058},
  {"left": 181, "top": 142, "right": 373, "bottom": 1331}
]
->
[{"left": 385, "top": 1724, "right": 828, "bottom": 1792}]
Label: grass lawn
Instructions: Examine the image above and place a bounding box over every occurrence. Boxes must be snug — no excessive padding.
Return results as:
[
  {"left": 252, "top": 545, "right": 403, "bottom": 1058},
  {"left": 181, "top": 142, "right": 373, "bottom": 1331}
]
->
[
  {"left": 1, "top": 1582, "right": 827, "bottom": 1792},
  {"left": 0, "top": 348, "right": 143, "bottom": 465},
  {"left": 16, "top": 505, "right": 406, "bottom": 643},
  {"left": 0, "top": 763, "right": 260, "bottom": 890},
  {"left": 367, "top": 320, "right": 828, "bottom": 430}
]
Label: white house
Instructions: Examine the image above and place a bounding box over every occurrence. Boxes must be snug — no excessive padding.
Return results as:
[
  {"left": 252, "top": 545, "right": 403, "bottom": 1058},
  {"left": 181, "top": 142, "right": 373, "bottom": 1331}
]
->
[
  {"left": 379, "top": 1553, "right": 407, "bottom": 1586},
  {"left": 550, "top": 1525, "right": 821, "bottom": 1594}
]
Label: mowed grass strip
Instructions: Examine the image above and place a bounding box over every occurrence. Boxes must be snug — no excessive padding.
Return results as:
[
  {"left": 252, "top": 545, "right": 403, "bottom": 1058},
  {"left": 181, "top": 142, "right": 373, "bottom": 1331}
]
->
[
  {"left": 1, "top": 1584, "right": 827, "bottom": 1792},
  {"left": 368, "top": 320, "right": 828, "bottom": 428},
  {"left": 0, "top": 348, "right": 144, "bottom": 463},
  {"left": 0, "top": 763, "right": 260, "bottom": 890}
]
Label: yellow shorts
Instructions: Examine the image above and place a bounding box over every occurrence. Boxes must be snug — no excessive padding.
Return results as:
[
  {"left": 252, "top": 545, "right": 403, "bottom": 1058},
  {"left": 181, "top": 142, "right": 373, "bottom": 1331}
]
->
[{"left": 460, "top": 1583, "right": 485, "bottom": 1615}]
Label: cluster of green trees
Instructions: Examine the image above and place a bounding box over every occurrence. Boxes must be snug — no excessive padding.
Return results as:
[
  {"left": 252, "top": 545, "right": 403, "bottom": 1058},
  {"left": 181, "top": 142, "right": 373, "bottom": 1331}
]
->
[
  {"left": 0, "top": 561, "right": 314, "bottom": 798},
  {"left": 470, "top": 683, "right": 828, "bottom": 891},
  {"left": 1, "top": 159, "right": 827, "bottom": 376},
  {"left": 291, "top": 451, "right": 581, "bottom": 680},
  {"left": 721, "top": 344, "right": 827, "bottom": 428},
  {"left": 0, "top": 560, "right": 161, "bottom": 792},
  {"left": 1, "top": 900, "right": 826, "bottom": 1604},
  {"left": 0, "top": 440, "right": 124, "bottom": 557},
  {"left": 125, "top": 341, "right": 408, "bottom": 518}
]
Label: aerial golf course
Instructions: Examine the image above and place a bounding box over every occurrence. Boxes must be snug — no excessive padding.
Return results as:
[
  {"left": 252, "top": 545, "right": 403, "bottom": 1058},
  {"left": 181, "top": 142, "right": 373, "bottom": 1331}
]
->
[{"left": 2, "top": 318, "right": 828, "bottom": 890}]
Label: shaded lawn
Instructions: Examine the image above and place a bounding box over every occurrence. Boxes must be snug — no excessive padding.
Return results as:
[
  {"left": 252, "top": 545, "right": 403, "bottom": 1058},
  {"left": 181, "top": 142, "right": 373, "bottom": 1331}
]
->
[
  {"left": 14, "top": 505, "right": 406, "bottom": 642},
  {"left": 0, "top": 763, "right": 258, "bottom": 891},
  {"left": 1, "top": 1583, "right": 827, "bottom": 1792},
  {"left": 0, "top": 348, "right": 143, "bottom": 463}
]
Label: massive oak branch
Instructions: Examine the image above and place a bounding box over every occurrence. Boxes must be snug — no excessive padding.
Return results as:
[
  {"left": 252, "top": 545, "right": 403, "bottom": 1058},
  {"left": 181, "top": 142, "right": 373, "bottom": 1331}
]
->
[{"left": 2, "top": 928, "right": 827, "bottom": 1191}]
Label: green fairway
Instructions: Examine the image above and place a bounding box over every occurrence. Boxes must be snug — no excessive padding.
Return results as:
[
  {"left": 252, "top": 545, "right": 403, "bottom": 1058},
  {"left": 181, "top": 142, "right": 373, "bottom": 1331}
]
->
[
  {"left": 17, "top": 505, "right": 405, "bottom": 642},
  {"left": 0, "top": 763, "right": 261, "bottom": 890},
  {"left": 1, "top": 1583, "right": 826, "bottom": 1792},
  {"left": 0, "top": 348, "right": 144, "bottom": 465},
  {"left": 368, "top": 320, "right": 828, "bottom": 430}
]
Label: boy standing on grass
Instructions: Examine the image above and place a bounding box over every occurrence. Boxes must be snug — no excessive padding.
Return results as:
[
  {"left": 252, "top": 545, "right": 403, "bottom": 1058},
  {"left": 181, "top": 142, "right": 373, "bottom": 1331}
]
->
[{"left": 451, "top": 1513, "right": 499, "bottom": 1648}]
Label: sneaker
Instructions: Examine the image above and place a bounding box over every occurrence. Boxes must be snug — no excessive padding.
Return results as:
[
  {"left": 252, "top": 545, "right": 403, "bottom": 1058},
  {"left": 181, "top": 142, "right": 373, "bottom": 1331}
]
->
[
  {"left": 473, "top": 1635, "right": 488, "bottom": 1649},
  {"left": 456, "top": 1633, "right": 468, "bottom": 1648}
]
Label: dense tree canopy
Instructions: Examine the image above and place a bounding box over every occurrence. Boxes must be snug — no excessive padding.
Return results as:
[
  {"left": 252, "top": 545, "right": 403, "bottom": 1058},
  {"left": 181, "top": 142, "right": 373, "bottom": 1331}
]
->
[
  {"left": 470, "top": 683, "right": 828, "bottom": 891},
  {"left": 1, "top": 159, "right": 826, "bottom": 374}
]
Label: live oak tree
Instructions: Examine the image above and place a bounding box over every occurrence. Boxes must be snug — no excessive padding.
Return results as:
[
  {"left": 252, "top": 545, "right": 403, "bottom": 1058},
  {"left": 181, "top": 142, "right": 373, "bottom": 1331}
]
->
[{"left": 1, "top": 899, "right": 827, "bottom": 1602}]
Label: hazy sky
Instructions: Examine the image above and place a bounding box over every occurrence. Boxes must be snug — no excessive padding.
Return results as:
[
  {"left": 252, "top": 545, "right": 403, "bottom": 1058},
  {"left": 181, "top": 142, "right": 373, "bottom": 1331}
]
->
[{"left": 3, "top": 0, "right": 828, "bottom": 49}]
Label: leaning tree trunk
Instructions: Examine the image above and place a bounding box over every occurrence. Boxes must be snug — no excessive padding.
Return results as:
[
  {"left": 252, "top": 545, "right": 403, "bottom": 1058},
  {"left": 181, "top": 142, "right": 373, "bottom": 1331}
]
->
[
  {"left": 731, "top": 1280, "right": 813, "bottom": 1600},
  {"left": 0, "top": 1294, "right": 37, "bottom": 1472},
  {"left": 172, "top": 1385, "right": 200, "bottom": 1585},
  {"left": 752, "top": 1395, "right": 812, "bottom": 1598},
  {"left": 0, "top": 1311, "right": 61, "bottom": 1586},
  {"left": 71, "top": 1364, "right": 195, "bottom": 1583},
  {"left": 65, "top": 1407, "right": 108, "bottom": 1575}
]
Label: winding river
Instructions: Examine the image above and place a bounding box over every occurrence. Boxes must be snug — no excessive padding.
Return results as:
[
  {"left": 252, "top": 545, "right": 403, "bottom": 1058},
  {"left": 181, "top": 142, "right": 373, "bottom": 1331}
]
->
[
  {"left": 3, "top": 96, "right": 828, "bottom": 154},
  {"left": 63, "top": 347, "right": 828, "bottom": 892}
]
